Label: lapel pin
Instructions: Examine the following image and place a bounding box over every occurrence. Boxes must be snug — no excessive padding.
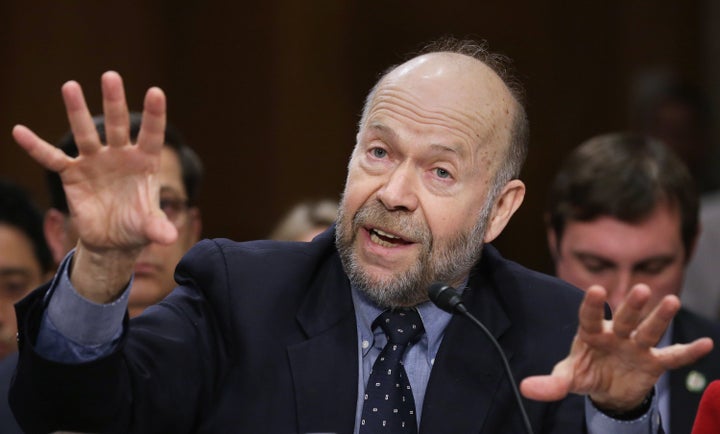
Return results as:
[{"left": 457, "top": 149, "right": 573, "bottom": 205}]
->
[{"left": 686, "top": 370, "right": 707, "bottom": 393}]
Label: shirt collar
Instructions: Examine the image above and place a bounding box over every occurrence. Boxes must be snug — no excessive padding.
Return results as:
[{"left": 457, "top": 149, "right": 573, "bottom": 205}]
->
[{"left": 351, "top": 281, "right": 465, "bottom": 364}]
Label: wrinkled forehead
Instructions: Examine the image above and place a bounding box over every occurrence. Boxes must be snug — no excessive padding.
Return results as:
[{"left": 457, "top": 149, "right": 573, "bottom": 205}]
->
[{"left": 369, "top": 52, "right": 516, "bottom": 152}]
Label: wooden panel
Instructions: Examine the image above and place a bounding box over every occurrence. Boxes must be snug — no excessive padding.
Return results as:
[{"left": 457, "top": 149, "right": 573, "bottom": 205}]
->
[{"left": 0, "top": 0, "right": 710, "bottom": 273}]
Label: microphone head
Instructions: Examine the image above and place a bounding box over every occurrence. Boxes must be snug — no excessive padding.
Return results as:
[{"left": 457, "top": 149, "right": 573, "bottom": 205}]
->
[{"left": 428, "top": 282, "right": 462, "bottom": 313}]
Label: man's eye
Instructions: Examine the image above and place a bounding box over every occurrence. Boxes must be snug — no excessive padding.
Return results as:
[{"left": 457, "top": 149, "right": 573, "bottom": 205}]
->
[
  {"left": 371, "top": 148, "right": 387, "bottom": 158},
  {"left": 159, "top": 198, "right": 189, "bottom": 217},
  {"left": 435, "top": 168, "right": 451, "bottom": 179},
  {"left": 160, "top": 199, "right": 177, "bottom": 213},
  {"left": 638, "top": 261, "right": 670, "bottom": 275},
  {"left": 581, "top": 261, "right": 610, "bottom": 273},
  {"left": 0, "top": 279, "right": 31, "bottom": 295}
]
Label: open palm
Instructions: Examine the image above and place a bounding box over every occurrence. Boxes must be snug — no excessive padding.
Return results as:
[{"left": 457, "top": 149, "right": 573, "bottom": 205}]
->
[
  {"left": 521, "top": 284, "right": 713, "bottom": 412},
  {"left": 13, "top": 71, "right": 178, "bottom": 301},
  {"left": 13, "top": 71, "right": 177, "bottom": 254}
]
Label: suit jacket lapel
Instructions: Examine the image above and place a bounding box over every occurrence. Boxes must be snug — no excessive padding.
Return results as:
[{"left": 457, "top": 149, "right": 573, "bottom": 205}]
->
[
  {"left": 287, "top": 251, "right": 358, "bottom": 434},
  {"left": 420, "top": 267, "right": 512, "bottom": 434}
]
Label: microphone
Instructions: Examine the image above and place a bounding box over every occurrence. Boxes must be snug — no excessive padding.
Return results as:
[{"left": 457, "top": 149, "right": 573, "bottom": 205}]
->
[{"left": 428, "top": 282, "right": 534, "bottom": 434}]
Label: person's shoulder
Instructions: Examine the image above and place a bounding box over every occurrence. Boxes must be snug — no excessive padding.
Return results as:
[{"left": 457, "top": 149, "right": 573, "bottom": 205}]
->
[
  {"left": 470, "top": 245, "right": 583, "bottom": 359},
  {"left": 175, "top": 227, "right": 339, "bottom": 294},
  {"left": 0, "top": 352, "right": 17, "bottom": 402},
  {"left": 480, "top": 244, "right": 584, "bottom": 303},
  {"left": 471, "top": 244, "right": 587, "bottom": 337},
  {"left": 0, "top": 353, "right": 20, "bottom": 434},
  {"left": 0, "top": 351, "right": 17, "bottom": 367},
  {"left": 184, "top": 227, "right": 336, "bottom": 267}
]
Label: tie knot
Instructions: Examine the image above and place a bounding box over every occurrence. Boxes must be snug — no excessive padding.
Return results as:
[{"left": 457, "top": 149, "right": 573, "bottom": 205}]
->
[{"left": 375, "top": 309, "right": 424, "bottom": 346}]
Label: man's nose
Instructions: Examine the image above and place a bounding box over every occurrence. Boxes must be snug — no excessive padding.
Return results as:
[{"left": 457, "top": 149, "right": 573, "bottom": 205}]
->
[{"left": 377, "top": 162, "right": 419, "bottom": 212}]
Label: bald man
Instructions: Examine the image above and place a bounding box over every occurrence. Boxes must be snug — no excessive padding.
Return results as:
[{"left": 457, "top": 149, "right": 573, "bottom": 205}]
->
[{"left": 9, "top": 38, "right": 710, "bottom": 433}]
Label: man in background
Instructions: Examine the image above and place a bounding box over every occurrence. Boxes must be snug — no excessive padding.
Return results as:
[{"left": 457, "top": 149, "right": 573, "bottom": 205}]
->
[
  {"left": 546, "top": 132, "right": 720, "bottom": 433},
  {"left": 43, "top": 112, "right": 204, "bottom": 317},
  {"left": 0, "top": 179, "right": 53, "bottom": 433}
]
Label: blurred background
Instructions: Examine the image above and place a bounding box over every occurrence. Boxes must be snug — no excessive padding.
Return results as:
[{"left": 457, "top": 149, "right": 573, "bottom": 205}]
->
[{"left": 2, "top": 0, "right": 718, "bottom": 274}]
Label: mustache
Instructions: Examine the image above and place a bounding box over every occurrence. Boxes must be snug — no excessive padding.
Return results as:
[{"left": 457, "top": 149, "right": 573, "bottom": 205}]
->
[{"left": 351, "top": 201, "right": 431, "bottom": 244}]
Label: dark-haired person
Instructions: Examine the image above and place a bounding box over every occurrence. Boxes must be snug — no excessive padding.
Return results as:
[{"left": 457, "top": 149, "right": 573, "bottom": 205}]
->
[
  {"left": 9, "top": 40, "right": 712, "bottom": 433},
  {"left": 43, "top": 112, "right": 204, "bottom": 318},
  {"left": 546, "top": 132, "right": 720, "bottom": 434},
  {"left": 0, "top": 179, "right": 53, "bottom": 434}
]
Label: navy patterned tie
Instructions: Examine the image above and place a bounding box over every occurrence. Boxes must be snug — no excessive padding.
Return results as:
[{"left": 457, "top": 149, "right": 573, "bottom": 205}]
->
[{"left": 360, "top": 309, "right": 425, "bottom": 433}]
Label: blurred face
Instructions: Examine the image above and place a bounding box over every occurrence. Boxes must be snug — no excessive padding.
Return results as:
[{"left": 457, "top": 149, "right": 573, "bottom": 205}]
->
[
  {"left": 336, "top": 53, "right": 519, "bottom": 308},
  {"left": 0, "top": 224, "right": 44, "bottom": 359},
  {"left": 551, "top": 203, "right": 686, "bottom": 315},
  {"left": 130, "top": 147, "right": 200, "bottom": 317}
]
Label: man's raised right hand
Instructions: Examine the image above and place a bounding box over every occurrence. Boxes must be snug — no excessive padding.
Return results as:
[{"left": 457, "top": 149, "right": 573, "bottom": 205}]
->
[{"left": 12, "top": 71, "right": 177, "bottom": 303}]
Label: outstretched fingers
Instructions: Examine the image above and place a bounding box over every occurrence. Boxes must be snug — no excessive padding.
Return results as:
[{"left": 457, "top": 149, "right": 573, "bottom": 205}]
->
[
  {"left": 578, "top": 285, "right": 607, "bottom": 336},
  {"left": 611, "top": 284, "right": 652, "bottom": 339},
  {"left": 101, "top": 71, "right": 131, "bottom": 147},
  {"left": 654, "top": 338, "right": 714, "bottom": 370},
  {"left": 62, "top": 80, "right": 102, "bottom": 155},
  {"left": 136, "top": 86, "right": 167, "bottom": 155},
  {"left": 12, "top": 125, "right": 71, "bottom": 172},
  {"left": 632, "top": 293, "right": 681, "bottom": 348}
]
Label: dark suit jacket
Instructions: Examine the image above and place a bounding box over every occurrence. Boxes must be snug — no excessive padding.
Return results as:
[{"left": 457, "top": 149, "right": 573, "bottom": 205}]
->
[
  {"left": 10, "top": 229, "right": 593, "bottom": 433},
  {"left": 671, "top": 308, "right": 720, "bottom": 434},
  {"left": 0, "top": 352, "right": 22, "bottom": 434}
]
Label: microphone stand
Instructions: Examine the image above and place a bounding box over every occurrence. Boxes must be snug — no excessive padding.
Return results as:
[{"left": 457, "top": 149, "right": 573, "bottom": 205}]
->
[{"left": 428, "top": 283, "right": 534, "bottom": 434}]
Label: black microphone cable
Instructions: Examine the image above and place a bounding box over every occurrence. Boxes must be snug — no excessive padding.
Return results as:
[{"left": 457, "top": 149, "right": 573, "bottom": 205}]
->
[{"left": 428, "top": 282, "right": 534, "bottom": 434}]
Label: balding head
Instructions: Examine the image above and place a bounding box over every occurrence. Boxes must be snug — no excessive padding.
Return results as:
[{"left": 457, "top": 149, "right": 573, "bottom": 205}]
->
[{"left": 359, "top": 39, "right": 528, "bottom": 192}]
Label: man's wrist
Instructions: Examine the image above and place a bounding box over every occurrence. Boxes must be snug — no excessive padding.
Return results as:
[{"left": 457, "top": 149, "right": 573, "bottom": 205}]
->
[
  {"left": 72, "top": 240, "right": 139, "bottom": 303},
  {"left": 47, "top": 249, "right": 130, "bottom": 346},
  {"left": 593, "top": 388, "right": 655, "bottom": 421}
]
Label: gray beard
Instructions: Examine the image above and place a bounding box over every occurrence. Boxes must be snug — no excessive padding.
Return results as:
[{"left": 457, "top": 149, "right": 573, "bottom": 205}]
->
[{"left": 335, "top": 198, "right": 493, "bottom": 309}]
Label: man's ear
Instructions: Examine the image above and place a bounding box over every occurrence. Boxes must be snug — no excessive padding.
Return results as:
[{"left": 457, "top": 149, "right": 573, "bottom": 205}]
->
[
  {"left": 483, "top": 179, "right": 525, "bottom": 243},
  {"left": 43, "top": 208, "right": 72, "bottom": 265}
]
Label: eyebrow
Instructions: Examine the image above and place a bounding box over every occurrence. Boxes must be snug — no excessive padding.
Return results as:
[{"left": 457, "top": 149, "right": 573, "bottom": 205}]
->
[
  {"left": 428, "top": 143, "right": 464, "bottom": 159},
  {"left": 633, "top": 255, "right": 676, "bottom": 269},
  {"left": 368, "top": 122, "right": 466, "bottom": 159},
  {"left": 573, "top": 252, "right": 616, "bottom": 267},
  {"left": 572, "top": 251, "right": 677, "bottom": 269},
  {"left": 368, "top": 122, "right": 397, "bottom": 141}
]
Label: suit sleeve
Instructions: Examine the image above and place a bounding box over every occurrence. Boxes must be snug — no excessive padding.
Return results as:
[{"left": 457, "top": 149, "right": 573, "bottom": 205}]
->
[{"left": 10, "top": 239, "right": 231, "bottom": 434}]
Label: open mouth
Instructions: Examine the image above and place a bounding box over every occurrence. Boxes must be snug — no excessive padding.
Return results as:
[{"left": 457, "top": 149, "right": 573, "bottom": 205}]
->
[{"left": 368, "top": 227, "right": 413, "bottom": 247}]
